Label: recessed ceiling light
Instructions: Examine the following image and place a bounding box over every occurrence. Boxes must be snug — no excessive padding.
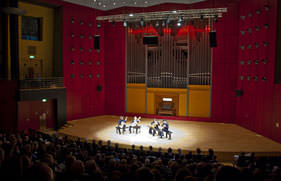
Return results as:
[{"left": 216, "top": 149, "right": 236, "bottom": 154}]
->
[
  {"left": 103, "top": 5, "right": 106, "bottom": 8},
  {"left": 134, "top": 2, "right": 137, "bottom": 5},
  {"left": 145, "top": 1, "right": 148, "bottom": 4},
  {"left": 113, "top": 2, "right": 116, "bottom": 6},
  {"left": 98, "top": 2, "right": 101, "bottom": 5}
]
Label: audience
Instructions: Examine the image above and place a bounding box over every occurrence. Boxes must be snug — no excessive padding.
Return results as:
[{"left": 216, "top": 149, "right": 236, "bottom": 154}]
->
[{"left": 0, "top": 129, "right": 280, "bottom": 181}]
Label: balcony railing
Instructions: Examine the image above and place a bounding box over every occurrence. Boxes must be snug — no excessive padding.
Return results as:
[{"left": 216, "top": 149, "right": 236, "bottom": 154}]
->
[{"left": 19, "top": 77, "right": 64, "bottom": 89}]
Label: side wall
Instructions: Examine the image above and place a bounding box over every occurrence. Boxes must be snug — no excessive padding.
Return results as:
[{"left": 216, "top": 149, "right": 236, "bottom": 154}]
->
[
  {"left": 236, "top": 0, "right": 281, "bottom": 142},
  {"left": 62, "top": 3, "right": 105, "bottom": 120}
]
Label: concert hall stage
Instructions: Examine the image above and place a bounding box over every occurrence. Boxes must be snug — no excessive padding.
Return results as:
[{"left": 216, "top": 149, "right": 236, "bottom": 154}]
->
[{"left": 54, "top": 115, "right": 281, "bottom": 162}]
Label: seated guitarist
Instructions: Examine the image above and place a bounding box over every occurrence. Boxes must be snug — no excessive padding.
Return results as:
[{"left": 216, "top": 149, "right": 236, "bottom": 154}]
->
[
  {"left": 116, "top": 116, "right": 127, "bottom": 134},
  {"left": 161, "top": 120, "right": 169, "bottom": 138},
  {"left": 149, "top": 119, "right": 160, "bottom": 136},
  {"left": 129, "top": 116, "right": 140, "bottom": 133}
]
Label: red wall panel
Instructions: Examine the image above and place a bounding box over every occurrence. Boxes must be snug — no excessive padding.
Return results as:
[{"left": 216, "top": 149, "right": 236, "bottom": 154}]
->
[
  {"left": 0, "top": 81, "right": 17, "bottom": 129},
  {"left": 104, "top": 22, "right": 126, "bottom": 115},
  {"left": 236, "top": 0, "right": 281, "bottom": 143},
  {"left": 62, "top": 3, "right": 105, "bottom": 120}
]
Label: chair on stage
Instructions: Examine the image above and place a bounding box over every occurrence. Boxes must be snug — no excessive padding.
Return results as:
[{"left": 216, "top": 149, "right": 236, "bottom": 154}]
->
[{"left": 116, "top": 124, "right": 127, "bottom": 134}]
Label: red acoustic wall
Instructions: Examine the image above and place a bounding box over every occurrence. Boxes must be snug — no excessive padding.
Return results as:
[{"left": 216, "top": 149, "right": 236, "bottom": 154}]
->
[
  {"left": 0, "top": 81, "right": 17, "bottom": 129},
  {"left": 104, "top": 22, "right": 126, "bottom": 115},
  {"left": 62, "top": 3, "right": 105, "bottom": 120},
  {"left": 236, "top": 0, "right": 281, "bottom": 142}
]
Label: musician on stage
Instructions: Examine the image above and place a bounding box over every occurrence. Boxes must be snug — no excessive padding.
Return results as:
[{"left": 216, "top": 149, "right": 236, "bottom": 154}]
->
[
  {"left": 129, "top": 116, "right": 141, "bottom": 134},
  {"left": 149, "top": 119, "right": 160, "bottom": 136},
  {"left": 116, "top": 116, "right": 127, "bottom": 134},
  {"left": 160, "top": 120, "right": 169, "bottom": 138}
]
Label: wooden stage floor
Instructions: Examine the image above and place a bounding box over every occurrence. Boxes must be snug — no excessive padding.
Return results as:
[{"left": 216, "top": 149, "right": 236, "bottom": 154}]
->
[{"left": 55, "top": 115, "right": 281, "bottom": 162}]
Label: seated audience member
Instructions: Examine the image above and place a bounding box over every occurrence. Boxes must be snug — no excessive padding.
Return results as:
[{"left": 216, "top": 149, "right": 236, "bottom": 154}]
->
[
  {"left": 1, "top": 129, "right": 280, "bottom": 181},
  {"left": 215, "top": 166, "right": 241, "bottom": 181},
  {"left": 28, "top": 162, "right": 54, "bottom": 181}
]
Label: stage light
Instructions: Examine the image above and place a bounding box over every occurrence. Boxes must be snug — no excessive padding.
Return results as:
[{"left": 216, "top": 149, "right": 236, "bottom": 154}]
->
[
  {"left": 178, "top": 16, "right": 183, "bottom": 22},
  {"left": 162, "top": 20, "right": 165, "bottom": 27},
  {"left": 29, "top": 55, "right": 35, "bottom": 59},
  {"left": 155, "top": 21, "right": 159, "bottom": 28},
  {"left": 140, "top": 17, "right": 144, "bottom": 27},
  {"left": 177, "top": 16, "right": 183, "bottom": 26},
  {"left": 123, "top": 19, "right": 127, "bottom": 27},
  {"left": 166, "top": 16, "right": 170, "bottom": 24},
  {"left": 214, "top": 14, "right": 218, "bottom": 22}
]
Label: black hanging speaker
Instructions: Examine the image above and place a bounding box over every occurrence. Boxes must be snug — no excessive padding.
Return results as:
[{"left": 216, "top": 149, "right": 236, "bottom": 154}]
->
[
  {"left": 235, "top": 89, "right": 243, "bottom": 97},
  {"left": 209, "top": 31, "right": 217, "bottom": 47},
  {"left": 143, "top": 36, "right": 158, "bottom": 45},
  {"left": 96, "top": 85, "right": 102, "bottom": 92},
  {"left": 94, "top": 35, "right": 100, "bottom": 50}
]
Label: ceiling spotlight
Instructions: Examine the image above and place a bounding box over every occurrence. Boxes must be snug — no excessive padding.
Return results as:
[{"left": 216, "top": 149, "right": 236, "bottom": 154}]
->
[
  {"left": 123, "top": 19, "right": 127, "bottom": 27},
  {"left": 214, "top": 14, "right": 218, "bottom": 22},
  {"left": 140, "top": 17, "right": 144, "bottom": 27},
  {"left": 178, "top": 16, "right": 183, "bottom": 22},
  {"left": 155, "top": 21, "right": 159, "bottom": 28},
  {"left": 177, "top": 16, "right": 183, "bottom": 26},
  {"left": 177, "top": 22, "right": 182, "bottom": 26},
  {"left": 162, "top": 20, "right": 166, "bottom": 27},
  {"left": 129, "top": 13, "right": 134, "bottom": 17},
  {"left": 166, "top": 16, "right": 170, "bottom": 24}
]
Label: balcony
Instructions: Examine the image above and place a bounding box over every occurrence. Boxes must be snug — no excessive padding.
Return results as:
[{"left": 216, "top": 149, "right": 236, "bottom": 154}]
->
[{"left": 19, "top": 77, "right": 64, "bottom": 89}]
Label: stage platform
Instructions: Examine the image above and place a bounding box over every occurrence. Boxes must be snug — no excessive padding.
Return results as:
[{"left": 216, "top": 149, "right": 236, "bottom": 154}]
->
[{"left": 53, "top": 115, "right": 281, "bottom": 162}]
